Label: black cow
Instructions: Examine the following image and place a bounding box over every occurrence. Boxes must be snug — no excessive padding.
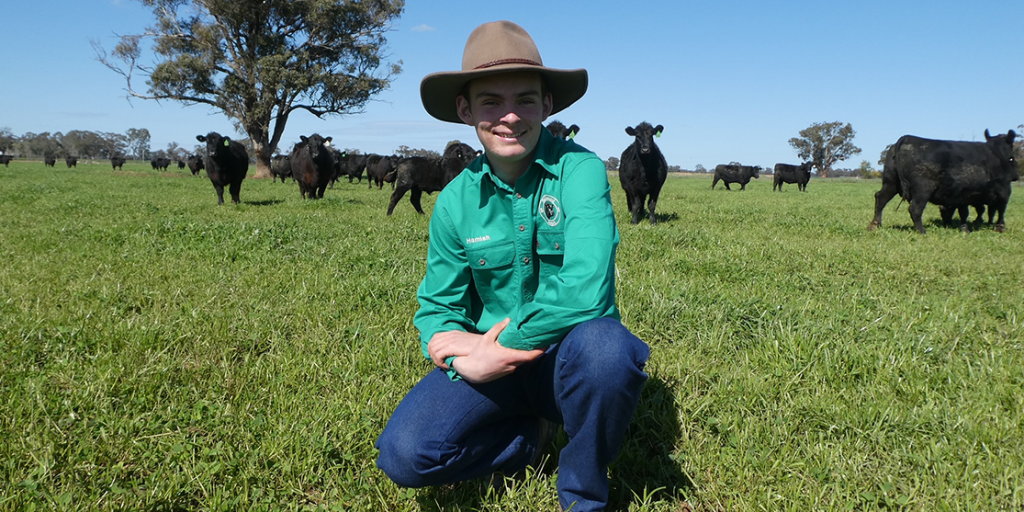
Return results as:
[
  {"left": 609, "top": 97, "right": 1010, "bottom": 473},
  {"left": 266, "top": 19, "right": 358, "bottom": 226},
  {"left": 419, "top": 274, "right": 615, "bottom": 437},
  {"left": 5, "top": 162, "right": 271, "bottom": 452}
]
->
[
  {"left": 546, "top": 120, "right": 580, "bottom": 140},
  {"left": 196, "top": 132, "right": 249, "bottom": 205},
  {"left": 712, "top": 164, "right": 760, "bottom": 190},
  {"left": 177, "top": 160, "right": 186, "bottom": 170},
  {"left": 150, "top": 157, "right": 171, "bottom": 171},
  {"left": 773, "top": 162, "right": 812, "bottom": 192},
  {"left": 290, "top": 134, "right": 336, "bottom": 199},
  {"left": 44, "top": 157, "right": 56, "bottom": 167},
  {"left": 110, "top": 156, "right": 125, "bottom": 170},
  {"left": 186, "top": 154, "right": 204, "bottom": 176},
  {"left": 1, "top": 155, "right": 14, "bottom": 167},
  {"left": 65, "top": 156, "right": 78, "bottom": 168},
  {"left": 387, "top": 143, "right": 477, "bottom": 215},
  {"left": 366, "top": 154, "right": 398, "bottom": 190},
  {"left": 868, "top": 129, "right": 1018, "bottom": 233},
  {"left": 335, "top": 152, "right": 368, "bottom": 185},
  {"left": 618, "top": 122, "right": 668, "bottom": 224},
  {"left": 271, "top": 154, "right": 292, "bottom": 183}
]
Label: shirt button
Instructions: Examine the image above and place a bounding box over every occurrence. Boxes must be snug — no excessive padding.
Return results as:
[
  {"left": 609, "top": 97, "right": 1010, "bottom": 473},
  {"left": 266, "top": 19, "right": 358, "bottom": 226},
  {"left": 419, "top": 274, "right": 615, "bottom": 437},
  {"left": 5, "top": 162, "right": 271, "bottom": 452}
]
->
[
  {"left": 519, "top": 225, "right": 525, "bottom": 231},
  {"left": 523, "top": 257, "right": 530, "bottom": 264},
  {"left": 554, "top": 243, "right": 560, "bottom": 250},
  {"left": 516, "top": 193, "right": 522, "bottom": 199},
  {"left": 479, "top": 259, "right": 486, "bottom": 266}
]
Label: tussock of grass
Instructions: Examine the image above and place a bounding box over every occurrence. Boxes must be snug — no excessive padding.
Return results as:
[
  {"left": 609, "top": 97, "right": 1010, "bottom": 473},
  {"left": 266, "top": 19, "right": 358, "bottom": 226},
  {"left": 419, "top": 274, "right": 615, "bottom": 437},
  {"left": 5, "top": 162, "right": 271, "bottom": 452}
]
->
[{"left": 1, "top": 163, "right": 1022, "bottom": 511}]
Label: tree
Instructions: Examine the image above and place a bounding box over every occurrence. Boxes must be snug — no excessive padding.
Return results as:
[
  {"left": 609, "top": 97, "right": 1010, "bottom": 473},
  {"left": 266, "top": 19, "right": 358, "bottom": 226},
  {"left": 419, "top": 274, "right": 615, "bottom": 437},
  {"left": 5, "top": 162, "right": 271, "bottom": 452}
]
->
[
  {"left": 878, "top": 143, "right": 894, "bottom": 168},
  {"left": 857, "top": 160, "right": 879, "bottom": 179},
  {"left": 694, "top": 164, "right": 707, "bottom": 174},
  {"left": 95, "top": 0, "right": 404, "bottom": 179},
  {"left": 125, "top": 128, "right": 151, "bottom": 160},
  {"left": 604, "top": 156, "right": 619, "bottom": 172},
  {"left": 788, "top": 121, "right": 862, "bottom": 178},
  {"left": 395, "top": 145, "right": 439, "bottom": 159},
  {"left": 0, "top": 127, "right": 17, "bottom": 155}
]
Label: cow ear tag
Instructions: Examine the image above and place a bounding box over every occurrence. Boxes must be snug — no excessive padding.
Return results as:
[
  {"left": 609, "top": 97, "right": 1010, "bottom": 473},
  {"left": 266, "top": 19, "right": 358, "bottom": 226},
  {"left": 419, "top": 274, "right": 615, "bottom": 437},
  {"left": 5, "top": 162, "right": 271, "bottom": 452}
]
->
[
  {"left": 223, "top": 140, "right": 230, "bottom": 147},
  {"left": 569, "top": 131, "right": 576, "bottom": 139},
  {"left": 342, "top": 152, "right": 346, "bottom": 158},
  {"left": 656, "top": 131, "right": 662, "bottom": 138},
  {"left": 325, "top": 140, "right": 331, "bottom": 147}
]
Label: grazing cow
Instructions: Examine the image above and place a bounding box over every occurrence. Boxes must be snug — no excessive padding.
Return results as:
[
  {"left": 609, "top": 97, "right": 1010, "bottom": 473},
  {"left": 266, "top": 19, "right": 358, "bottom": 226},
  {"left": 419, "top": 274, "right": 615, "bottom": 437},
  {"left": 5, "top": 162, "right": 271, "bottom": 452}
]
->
[
  {"left": 1, "top": 155, "right": 14, "bottom": 167},
  {"left": 110, "top": 156, "right": 126, "bottom": 170},
  {"left": 773, "top": 162, "right": 812, "bottom": 192},
  {"left": 186, "top": 155, "right": 204, "bottom": 176},
  {"left": 868, "top": 129, "right": 1018, "bottom": 233},
  {"left": 366, "top": 154, "right": 398, "bottom": 190},
  {"left": 387, "top": 142, "right": 477, "bottom": 215},
  {"left": 65, "top": 156, "right": 78, "bottom": 168},
  {"left": 290, "top": 134, "right": 336, "bottom": 199},
  {"left": 546, "top": 120, "right": 580, "bottom": 140},
  {"left": 618, "top": 122, "right": 668, "bottom": 224},
  {"left": 271, "top": 154, "right": 292, "bottom": 183},
  {"left": 44, "top": 157, "right": 56, "bottom": 167},
  {"left": 196, "top": 132, "right": 249, "bottom": 205},
  {"left": 712, "top": 164, "right": 760, "bottom": 190}
]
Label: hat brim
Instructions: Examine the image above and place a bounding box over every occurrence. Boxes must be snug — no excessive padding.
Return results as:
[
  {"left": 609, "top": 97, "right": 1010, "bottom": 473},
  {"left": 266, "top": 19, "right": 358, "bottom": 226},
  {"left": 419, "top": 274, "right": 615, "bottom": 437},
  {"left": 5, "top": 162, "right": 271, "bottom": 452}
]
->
[{"left": 421, "top": 64, "right": 588, "bottom": 124}]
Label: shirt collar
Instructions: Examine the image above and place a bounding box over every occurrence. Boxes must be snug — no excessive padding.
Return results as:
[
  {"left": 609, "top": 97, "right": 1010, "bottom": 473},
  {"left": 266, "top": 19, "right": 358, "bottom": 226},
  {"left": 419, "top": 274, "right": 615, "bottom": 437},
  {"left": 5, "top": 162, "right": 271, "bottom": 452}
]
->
[{"left": 469, "top": 128, "right": 563, "bottom": 187}]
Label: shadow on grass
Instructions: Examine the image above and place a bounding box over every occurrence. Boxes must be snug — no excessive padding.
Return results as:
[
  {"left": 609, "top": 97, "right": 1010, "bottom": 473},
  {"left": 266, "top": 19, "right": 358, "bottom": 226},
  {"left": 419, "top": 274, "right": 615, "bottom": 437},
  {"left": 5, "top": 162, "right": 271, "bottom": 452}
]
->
[
  {"left": 608, "top": 375, "right": 694, "bottom": 510},
  {"left": 243, "top": 199, "right": 285, "bottom": 206}
]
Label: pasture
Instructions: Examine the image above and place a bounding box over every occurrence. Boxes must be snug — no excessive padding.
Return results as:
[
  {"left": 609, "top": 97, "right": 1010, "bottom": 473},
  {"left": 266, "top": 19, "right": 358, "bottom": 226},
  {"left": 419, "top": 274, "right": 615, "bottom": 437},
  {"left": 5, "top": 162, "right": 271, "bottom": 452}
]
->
[{"left": 1, "top": 161, "right": 1022, "bottom": 511}]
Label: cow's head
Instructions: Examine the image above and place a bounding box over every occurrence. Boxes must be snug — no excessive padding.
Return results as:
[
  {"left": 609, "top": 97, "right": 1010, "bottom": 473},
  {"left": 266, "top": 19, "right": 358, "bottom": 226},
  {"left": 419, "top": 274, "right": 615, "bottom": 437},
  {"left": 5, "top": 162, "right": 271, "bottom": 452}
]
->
[
  {"left": 799, "top": 162, "right": 814, "bottom": 175},
  {"left": 626, "top": 122, "right": 663, "bottom": 155},
  {"left": 299, "top": 134, "right": 333, "bottom": 161},
  {"left": 985, "top": 129, "right": 1019, "bottom": 181},
  {"left": 197, "top": 132, "right": 230, "bottom": 156},
  {"left": 546, "top": 121, "right": 581, "bottom": 140}
]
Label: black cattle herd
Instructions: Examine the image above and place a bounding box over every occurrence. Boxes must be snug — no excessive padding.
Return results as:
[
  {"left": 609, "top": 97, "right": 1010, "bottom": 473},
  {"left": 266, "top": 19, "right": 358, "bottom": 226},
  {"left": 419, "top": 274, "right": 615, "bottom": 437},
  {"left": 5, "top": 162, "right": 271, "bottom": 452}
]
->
[{"left": 8, "top": 123, "right": 1017, "bottom": 232}]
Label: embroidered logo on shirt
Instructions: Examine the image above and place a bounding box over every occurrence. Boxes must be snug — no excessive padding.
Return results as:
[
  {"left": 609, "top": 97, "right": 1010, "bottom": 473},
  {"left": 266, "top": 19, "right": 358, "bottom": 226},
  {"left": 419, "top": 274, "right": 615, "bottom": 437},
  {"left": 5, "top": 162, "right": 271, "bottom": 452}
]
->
[
  {"left": 539, "top": 195, "right": 562, "bottom": 227},
  {"left": 466, "top": 235, "right": 491, "bottom": 244}
]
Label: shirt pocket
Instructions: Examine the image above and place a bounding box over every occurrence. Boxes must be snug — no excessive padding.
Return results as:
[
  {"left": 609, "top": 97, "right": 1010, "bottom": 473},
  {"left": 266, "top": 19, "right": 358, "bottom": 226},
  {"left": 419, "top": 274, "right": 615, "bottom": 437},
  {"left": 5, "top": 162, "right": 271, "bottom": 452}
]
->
[
  {"left": 535, "top": 229, "right": 565, "bottom": 281},
  {"left": 466, "top": 241, "right": 516, "bottom": 310}
]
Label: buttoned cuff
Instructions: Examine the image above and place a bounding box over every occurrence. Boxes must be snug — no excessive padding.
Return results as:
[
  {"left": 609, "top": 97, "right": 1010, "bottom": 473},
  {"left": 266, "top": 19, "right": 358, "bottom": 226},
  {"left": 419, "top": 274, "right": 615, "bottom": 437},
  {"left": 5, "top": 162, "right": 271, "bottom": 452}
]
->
[{"left": 444, "top": 356, "right": 462, "bottom": 381}]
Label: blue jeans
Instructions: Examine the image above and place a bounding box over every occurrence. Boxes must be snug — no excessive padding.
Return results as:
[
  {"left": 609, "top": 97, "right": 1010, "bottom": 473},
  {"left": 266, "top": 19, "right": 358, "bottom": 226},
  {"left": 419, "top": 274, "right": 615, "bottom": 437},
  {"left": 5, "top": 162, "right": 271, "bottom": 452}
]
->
[{"left": 375, "top": 318, "right": 650, "bottom": 512}]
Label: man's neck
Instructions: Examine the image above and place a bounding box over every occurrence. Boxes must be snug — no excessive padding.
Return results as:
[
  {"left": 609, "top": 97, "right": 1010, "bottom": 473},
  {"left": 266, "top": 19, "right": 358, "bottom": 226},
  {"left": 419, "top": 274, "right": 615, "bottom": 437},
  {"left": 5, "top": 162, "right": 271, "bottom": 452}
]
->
[{"left": 488, "top": 156, "right": 533, "bottom": 186}]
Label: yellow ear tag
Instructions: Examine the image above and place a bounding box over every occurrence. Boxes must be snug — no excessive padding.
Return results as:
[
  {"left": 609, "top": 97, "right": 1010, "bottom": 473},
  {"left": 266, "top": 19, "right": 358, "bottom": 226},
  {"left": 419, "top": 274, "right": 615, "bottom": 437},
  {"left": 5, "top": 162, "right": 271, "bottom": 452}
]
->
[
  {"left": 223, "top": 140, "right": 230, "bottom": 147},
  {"left": 568, "top": 131, "right": 576, "bottom": 139},
  {"left": 656, "top": 131, "right": 662, "bottom": 138}
]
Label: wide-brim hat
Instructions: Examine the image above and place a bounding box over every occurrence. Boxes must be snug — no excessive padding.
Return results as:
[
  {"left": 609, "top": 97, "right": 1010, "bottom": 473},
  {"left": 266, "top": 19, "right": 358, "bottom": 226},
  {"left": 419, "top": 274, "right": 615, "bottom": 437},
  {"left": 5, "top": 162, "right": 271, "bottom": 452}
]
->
[{"left": 420, "top": 20, "right": 588, "bottom": 124}]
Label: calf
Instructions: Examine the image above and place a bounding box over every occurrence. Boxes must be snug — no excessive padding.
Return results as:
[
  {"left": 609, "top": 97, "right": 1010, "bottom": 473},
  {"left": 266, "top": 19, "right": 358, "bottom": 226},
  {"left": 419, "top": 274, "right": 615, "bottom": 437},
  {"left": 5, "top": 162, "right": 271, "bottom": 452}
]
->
[
  {"left": 618, "top": 122, "right": 668, "bottom": 224},
  {"left": 110, "top": 156, "right": 125, "bottom": 170},
  {"left": 387, "top": 142, "right": 477, "bottom": 215},
  {"left": 65, "top": 156, "right": 78, "bottom": 168},
  {"left": 366, "top": 154, "right": 398, "bottom": 189},
  {"left": 290, "top": 134, "right": 336, "bottom": 199},
  {"left": 44, "top": 157, "right": 56, "bottom": 167},
  {"left": 186, "top": 155, "right": 204, "bottom": 176},
  {"left": 196, "top": 132, "right": 249, "bottom": 204},
  {"left": 773, "top": 162, "right": 812, "bottom": 191},
  {"left": 271, "top": 154, "right": 292, "bottom": 183},
  {"left": 712, "top": 164, "right": 760, "bottom": 190},
  {"left": 868, "top": 129, "right": 1018, "bottom": 233},
  {"left": 546, "top": 120, "right": 580, "bottom": 140}
]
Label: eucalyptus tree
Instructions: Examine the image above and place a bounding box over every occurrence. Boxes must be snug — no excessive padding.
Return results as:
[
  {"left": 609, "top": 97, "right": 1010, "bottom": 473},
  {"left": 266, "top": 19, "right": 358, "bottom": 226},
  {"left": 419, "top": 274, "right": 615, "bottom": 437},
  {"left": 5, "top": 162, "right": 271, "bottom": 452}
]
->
[
  {"left": 788, "top": 121, "right": 861, "bottom": 178},
  {"left": 95, "top": 0, "right": 404, "bottom": 178}
]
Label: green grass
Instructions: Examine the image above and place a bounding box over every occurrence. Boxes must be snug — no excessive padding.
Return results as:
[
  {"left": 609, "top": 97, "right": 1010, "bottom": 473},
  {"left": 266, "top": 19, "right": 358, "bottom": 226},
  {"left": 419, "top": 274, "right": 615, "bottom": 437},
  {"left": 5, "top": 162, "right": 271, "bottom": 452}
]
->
[{"left": 1, "top": 162, "right": 1022, "bottom": 511}]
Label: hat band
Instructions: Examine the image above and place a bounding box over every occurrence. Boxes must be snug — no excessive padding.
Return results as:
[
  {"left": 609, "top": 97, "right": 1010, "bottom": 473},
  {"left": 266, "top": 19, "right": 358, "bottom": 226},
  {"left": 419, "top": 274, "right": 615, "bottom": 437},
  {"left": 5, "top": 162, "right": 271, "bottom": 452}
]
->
[{"left": 473, "top": 58, "right": 541, "bottom": 70}]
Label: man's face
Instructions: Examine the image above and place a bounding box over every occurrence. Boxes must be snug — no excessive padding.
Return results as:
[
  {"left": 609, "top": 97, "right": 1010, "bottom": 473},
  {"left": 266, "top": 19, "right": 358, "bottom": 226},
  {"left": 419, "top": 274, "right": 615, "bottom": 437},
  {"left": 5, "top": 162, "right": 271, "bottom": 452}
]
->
[{"left": 456, "top": 71, "right": 553, "bottom": 173}]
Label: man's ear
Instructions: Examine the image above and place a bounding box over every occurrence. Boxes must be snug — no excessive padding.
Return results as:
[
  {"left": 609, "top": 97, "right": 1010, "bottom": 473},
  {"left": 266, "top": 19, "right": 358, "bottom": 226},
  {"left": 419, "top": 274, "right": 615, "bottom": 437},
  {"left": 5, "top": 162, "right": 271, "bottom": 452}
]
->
[
  {"left": 456, "top": 95, "right": 474, "bottom": 126},
  {"left": 541, "top": 92, "right": 554, "bottom": 121}
]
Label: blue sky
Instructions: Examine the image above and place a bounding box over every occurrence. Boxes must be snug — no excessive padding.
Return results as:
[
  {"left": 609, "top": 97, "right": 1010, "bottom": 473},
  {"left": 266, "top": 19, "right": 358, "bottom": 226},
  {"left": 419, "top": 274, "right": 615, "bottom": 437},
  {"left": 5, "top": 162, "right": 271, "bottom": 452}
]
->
[{"left": 2, "top": 1, "right": 1021, "bottom": 170}]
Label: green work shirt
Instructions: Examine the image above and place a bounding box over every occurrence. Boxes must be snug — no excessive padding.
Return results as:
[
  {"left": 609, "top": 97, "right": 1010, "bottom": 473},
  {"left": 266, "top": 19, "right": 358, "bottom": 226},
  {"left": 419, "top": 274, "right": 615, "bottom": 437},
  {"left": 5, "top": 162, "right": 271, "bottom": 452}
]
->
[{"left": 414, "top": 129, "right": 621, "bottom": 367}]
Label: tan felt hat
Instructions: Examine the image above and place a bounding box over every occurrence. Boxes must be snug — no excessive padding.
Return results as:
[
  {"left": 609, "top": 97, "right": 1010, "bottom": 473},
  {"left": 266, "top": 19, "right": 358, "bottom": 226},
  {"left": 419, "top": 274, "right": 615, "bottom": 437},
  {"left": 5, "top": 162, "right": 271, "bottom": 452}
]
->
[{"left": 420, "top": 20, "right": 588, "bottom": 124}]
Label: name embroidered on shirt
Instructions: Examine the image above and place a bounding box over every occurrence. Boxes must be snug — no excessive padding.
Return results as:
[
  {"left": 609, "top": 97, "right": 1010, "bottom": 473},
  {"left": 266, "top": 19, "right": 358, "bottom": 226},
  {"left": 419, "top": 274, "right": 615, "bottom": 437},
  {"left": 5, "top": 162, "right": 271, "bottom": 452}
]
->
[{"left": 466, "top": 235, "right": 491, "bottom": 244}]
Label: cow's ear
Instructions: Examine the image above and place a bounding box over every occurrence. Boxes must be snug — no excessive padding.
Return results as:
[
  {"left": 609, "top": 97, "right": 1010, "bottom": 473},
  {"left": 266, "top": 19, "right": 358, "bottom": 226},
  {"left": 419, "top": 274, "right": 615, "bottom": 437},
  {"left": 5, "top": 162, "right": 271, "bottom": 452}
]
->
[
  {"left": 300, "top": 136, "right": 308, "bottom": 143},
  {"left": 625, "top": 126, "right": 636, "bottom": 136},
  {"left": 655, "top": 125, "right": 664, "bottom": 138},
  {"left": 325, "top": 137, "right": 332, "bottom": 146},
  {"left": 984, "top": 129, "right": 992, "bottom": 140},
  {"left": 196, "top": 135, "right": 206, "bottom": 142},
  {"left": 569, "top": 125, "right": 580, "bottom": 139},
  {"left": 1007, "top": 130, "right": 1017, "bottom": 142}
]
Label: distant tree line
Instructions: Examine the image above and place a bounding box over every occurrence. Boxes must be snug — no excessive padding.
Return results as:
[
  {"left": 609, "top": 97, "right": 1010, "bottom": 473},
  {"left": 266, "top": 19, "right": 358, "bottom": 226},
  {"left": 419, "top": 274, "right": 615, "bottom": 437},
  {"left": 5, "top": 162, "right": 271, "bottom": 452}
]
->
[{"left": 0, "top": 126, "right": 193, "bottom": 161}]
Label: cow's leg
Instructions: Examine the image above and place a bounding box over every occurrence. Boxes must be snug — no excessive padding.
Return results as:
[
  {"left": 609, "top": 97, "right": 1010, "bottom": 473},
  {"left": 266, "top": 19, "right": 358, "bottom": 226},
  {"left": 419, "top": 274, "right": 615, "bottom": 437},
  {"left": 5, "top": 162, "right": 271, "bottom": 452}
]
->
[
  {"left": 647, "top": 190, "right": 660, "bottom": 225},
  {"left": 773, "top": 178, "right": 780, "bottom": 192},
  {"left": 724, "top": 182, "right": 732, "bottom": 190},
  {"left": 991, "top": 202, "right": 1007, "bottom": 232},
  {"left": 908, "top": 196, "right": 928, "bottom": 234},
  {"left": 228, "top": 181, "right": 242, "bottom": 204},
  {"left": 624, "top": 193, "right": 635, "bottom": 221},
  {"left": 410, "top": 188, "right": 425, "bottom": 214},
  {"left": 868, "top": 180, "right": 899, "bottom": 231},
  {"left": 213, "top": 184, "right": 226, "bottom": 205},
  {"left": 957, "top": 205, "right": 971, "bottom": 231},
  {"left": 740, "top": 182, "right": 746, "bottom": 191},
  {"left": 317, "top": 185, "right": 326, "bottom": 199},
  {"left": 629, "top": 194, "right": 644, "bottom": 225},
  {"left": 973, "top": 205, "right": 986, "bottom": 226},
  {"left": 711, "top": 177, "right": 718, "bottom": 190},
  {"left": 387, "top": 184, "right": 410, "bottom": 215}
]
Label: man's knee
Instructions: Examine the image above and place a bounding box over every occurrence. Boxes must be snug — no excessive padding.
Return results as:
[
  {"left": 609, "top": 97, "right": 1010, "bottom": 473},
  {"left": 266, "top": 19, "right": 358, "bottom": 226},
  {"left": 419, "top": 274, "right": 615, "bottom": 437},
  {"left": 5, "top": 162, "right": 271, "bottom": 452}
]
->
[
  {"left": 375, "top": 427, "right": 437, "bottom": 488},
  {"left": 559, "top": 318, "right": 650, "bottom": 390}
]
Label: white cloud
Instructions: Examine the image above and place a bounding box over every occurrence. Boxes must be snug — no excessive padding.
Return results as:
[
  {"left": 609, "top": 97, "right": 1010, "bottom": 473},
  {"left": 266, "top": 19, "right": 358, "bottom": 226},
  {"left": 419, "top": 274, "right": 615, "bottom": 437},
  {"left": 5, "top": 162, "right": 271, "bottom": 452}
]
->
[{"left": 411, "top": 24, "right": 435, "bottom": 33}]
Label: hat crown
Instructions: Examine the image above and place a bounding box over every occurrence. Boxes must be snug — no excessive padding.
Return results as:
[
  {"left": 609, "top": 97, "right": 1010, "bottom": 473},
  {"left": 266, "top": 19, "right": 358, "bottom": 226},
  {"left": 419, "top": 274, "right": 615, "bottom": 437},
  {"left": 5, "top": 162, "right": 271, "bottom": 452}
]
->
[{"left": 462, "top": 21, "right": 543, "bottom": 71}]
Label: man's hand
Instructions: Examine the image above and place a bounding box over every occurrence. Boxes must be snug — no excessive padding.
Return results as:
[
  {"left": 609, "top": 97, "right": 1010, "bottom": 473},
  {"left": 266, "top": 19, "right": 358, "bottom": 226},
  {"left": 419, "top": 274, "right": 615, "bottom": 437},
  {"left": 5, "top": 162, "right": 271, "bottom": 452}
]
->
[{"left": 427, "top": 319, "right": 545, "bottom": 383}]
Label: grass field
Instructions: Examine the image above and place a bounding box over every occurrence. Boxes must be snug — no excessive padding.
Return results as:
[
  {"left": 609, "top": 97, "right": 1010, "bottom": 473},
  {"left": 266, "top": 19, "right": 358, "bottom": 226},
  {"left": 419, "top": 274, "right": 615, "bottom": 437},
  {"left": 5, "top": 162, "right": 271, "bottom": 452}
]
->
[{"left": 1, "top": 160, "right": 1022, "bottom": 511}]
